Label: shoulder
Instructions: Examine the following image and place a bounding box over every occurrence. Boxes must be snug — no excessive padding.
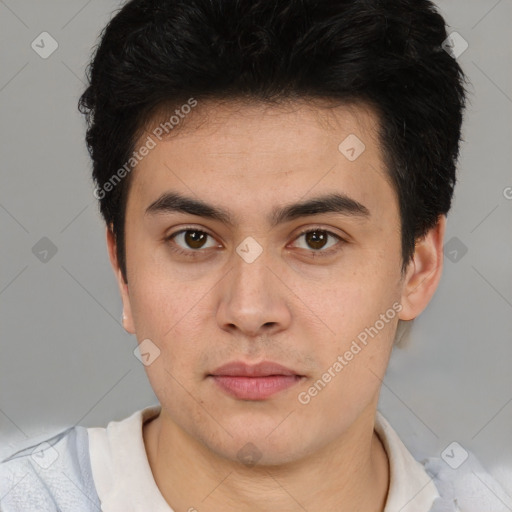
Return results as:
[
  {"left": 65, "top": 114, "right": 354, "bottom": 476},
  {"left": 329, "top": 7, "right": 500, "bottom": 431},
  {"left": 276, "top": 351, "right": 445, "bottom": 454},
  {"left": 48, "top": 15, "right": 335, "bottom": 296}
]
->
[
  {"left": 422, "top": 450, "right": 512, "bottom": 512},
  {"left": 0, "top": 426, "right": 101, "bottom": 512},
  {"left": 375, "top": 411, "right": 512, "bottom": 512}
]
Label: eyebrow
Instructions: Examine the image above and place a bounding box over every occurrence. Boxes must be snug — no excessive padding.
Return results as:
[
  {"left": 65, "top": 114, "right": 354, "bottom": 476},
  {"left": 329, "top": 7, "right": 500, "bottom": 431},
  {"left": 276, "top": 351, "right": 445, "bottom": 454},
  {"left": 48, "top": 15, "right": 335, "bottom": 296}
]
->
[{"left": 145, "top": 191, "right": 370, "bottom": 227}]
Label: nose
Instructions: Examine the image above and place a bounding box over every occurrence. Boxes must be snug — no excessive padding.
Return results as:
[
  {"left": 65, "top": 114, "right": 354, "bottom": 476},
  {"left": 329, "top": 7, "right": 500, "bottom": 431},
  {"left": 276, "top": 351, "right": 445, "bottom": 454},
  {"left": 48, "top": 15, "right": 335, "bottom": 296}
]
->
[{"left": 216, "top": 243, "right": 292, "bottom": 338}]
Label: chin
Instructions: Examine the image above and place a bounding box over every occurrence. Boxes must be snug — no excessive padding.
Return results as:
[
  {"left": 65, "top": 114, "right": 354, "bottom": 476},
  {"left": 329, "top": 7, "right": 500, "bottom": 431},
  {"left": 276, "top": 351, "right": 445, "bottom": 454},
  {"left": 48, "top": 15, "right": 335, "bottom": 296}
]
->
[{"left": 206, "top": 428, "right": 312, "bottom": 468}]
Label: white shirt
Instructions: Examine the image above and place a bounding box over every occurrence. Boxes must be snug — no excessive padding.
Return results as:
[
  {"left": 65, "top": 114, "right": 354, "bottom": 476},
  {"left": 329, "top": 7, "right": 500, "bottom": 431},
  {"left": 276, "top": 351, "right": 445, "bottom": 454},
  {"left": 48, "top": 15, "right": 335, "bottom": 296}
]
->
[
  {"left": 2, "top": 404, "right": 511, "bottom": 511},
  {"left": 87, "top": 404, "right": 440, "bottom": 512}
]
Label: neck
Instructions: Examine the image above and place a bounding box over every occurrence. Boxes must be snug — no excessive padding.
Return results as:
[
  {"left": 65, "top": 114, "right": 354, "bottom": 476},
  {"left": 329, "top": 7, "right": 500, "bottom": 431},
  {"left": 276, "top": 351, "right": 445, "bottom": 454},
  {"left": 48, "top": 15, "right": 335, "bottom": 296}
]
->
[{"left": 143, "top": 406, "right": 390, "bottom": 512}]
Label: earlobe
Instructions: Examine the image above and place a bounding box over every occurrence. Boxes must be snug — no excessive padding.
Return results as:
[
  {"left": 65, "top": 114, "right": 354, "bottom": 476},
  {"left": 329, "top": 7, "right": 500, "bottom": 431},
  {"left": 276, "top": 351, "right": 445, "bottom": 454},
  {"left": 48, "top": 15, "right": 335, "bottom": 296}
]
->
[
  {"left": 399, "top": 215, "right": 446, "bottom": 321},
  {"left": 106, "top": 226, "right": 136, "bottom": 334}
]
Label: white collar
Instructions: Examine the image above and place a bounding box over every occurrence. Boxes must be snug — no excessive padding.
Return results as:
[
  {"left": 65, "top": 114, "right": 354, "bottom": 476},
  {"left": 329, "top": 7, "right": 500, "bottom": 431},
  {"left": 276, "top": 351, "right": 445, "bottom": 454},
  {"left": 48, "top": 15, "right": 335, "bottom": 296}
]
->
[
  {"left": 375, "top": 411, "right": 440, "bottom": 511},
  {"left": 88, "top": 405, "right": 440, "bottom": 512}
]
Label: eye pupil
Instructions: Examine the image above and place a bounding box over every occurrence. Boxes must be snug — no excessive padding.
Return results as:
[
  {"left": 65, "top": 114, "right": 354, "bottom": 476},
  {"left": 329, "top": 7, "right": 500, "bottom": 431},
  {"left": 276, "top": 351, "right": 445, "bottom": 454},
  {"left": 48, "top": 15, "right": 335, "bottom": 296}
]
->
[
  {"left": 306, "top": 230, "right": 327, "bottom": 250},
  {"left": 185, "top": 230, "right": 207, "bottom": 249}
]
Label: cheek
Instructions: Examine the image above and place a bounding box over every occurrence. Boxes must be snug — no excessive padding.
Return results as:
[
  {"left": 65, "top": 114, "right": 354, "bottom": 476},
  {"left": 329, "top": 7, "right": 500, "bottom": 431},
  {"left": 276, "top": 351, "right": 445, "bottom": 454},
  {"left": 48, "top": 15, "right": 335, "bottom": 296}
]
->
[
  {"left": 127, "top": 278, "right": 172, "bottom": 339},
  {"left": 127, "top": 261, "right": 213, "bottom": 372},
  {"left": 126, "top": 240, "right": 198, "bottom": 334},
  {"left": 290, "top": 260, "right": 401, "bottom": 342},
  {"left": 295, "top": 314, "right": 397, "bottom": 428},
  {"left": 292, "top": 266, "right": 401, "bottom": 407},
  {"left": 128, "top": 277, "right": 205, "bottom": 403}
]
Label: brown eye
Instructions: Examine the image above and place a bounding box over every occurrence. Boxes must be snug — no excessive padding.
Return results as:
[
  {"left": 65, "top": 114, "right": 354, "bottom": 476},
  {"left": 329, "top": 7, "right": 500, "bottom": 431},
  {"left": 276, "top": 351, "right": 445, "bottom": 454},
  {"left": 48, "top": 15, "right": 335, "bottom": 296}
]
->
[
  {"left": 292, "top": 228, "right": 343, "bottom": 254},
  {"left": 167, "top": 229, "right": 219, "bottom": 252},
  {"left": 304, "top": 230, "right": 329, "bottom": 250},
  {"left": 183, "top": 230, "right": 208, "bottom": 249}
]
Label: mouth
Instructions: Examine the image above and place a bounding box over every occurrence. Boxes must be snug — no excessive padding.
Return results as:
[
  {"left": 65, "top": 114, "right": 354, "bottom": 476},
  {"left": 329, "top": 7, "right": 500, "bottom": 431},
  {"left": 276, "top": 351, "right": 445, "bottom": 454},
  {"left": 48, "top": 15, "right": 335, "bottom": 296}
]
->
[{"left": 208, "top": 361, "right": 306, "bottom": 400}]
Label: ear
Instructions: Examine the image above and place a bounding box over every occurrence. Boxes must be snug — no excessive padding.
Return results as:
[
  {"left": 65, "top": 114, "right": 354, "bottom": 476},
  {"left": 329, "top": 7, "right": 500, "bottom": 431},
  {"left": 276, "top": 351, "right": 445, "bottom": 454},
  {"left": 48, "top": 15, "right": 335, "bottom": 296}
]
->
[
  {"left": 399, "top": 215, "right": 446, "bottom": 321},
  {"left": 106, "top": 226, "right": 136, "bottom": 334}
]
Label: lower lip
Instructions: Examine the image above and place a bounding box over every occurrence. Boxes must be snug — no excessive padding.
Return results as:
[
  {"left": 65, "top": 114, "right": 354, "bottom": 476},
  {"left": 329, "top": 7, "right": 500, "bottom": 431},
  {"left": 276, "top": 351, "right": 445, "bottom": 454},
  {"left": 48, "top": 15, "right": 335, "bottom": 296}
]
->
[{"left": 210, "top": 375, "right": 303, "bottom": 400}]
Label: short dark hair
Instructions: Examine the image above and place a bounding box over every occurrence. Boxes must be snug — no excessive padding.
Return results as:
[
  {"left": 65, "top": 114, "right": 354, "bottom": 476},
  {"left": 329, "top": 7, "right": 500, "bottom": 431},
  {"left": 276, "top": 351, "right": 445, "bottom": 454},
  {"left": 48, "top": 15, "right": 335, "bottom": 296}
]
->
[{"left": 79, "top": 0, "right": 467, "bottom": 283}]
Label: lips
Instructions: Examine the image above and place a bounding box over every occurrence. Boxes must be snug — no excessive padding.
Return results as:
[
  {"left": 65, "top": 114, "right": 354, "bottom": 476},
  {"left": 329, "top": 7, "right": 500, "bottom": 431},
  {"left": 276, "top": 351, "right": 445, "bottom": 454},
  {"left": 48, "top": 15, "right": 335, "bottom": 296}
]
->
[
  {"left": 208, "top": 361, "right": 305, "bottom": 400},
  {"left": 210, "top": 361, "right": 300, "bottom": 377}
]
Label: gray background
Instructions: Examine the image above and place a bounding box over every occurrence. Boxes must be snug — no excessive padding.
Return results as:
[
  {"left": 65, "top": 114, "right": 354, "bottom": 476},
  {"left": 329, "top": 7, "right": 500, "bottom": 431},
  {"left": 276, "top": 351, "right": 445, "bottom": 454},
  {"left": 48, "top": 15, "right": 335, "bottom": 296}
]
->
[{"left": 1, "top": 0, "right": 511, "bottom": 493}]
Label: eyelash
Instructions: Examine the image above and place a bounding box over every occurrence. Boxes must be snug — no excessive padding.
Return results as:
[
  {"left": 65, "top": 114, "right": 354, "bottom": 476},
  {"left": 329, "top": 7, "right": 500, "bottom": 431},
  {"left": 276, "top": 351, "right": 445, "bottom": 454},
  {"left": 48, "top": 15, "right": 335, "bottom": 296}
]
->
[{"left": 164, "top": 226, "right": 346, "bottom": 259}]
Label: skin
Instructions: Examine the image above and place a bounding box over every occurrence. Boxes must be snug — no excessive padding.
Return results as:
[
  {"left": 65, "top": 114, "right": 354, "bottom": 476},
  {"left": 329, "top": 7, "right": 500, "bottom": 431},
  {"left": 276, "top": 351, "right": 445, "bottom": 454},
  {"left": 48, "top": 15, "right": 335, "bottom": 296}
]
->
[{"left": 106, "top": 99, "right": 445, "bottom": 512}]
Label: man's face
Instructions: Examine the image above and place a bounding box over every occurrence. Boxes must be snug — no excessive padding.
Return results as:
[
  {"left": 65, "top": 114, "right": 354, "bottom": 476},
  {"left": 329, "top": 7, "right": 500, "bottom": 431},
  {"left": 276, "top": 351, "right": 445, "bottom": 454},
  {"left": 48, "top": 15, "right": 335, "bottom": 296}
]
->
[{"left": 118, "top": 100, "right": 406, "bottom": 464}]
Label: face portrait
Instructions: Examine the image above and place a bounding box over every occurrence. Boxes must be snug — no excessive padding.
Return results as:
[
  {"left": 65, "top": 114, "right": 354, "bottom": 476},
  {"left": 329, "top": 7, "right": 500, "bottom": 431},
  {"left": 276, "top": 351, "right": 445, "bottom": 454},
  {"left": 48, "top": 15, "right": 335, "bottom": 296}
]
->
[
  {"left": 107, "top": 99, "right": 443, "bottom": 468},
  {"left": 4, "top": 2, "right": 512, "bottom": 511}
]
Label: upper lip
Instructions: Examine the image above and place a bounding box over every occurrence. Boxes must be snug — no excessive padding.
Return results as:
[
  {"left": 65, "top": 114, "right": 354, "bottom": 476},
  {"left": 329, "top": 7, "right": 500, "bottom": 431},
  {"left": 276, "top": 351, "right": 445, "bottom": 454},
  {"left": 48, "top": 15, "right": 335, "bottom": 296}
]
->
[{"left": 209, "top": 361, "right": 302, "bottom": 377}]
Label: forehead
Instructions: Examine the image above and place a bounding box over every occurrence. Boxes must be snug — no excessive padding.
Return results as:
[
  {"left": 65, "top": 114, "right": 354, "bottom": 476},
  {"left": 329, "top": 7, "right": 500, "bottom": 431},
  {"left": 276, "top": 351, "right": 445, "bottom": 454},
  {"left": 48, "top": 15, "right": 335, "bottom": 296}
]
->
[
  {"left": 141, "top": 98, "right": 380, "bottom": 155},
  {"left": 127, "top": 99, "right": 395, "bottom": 224}
]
